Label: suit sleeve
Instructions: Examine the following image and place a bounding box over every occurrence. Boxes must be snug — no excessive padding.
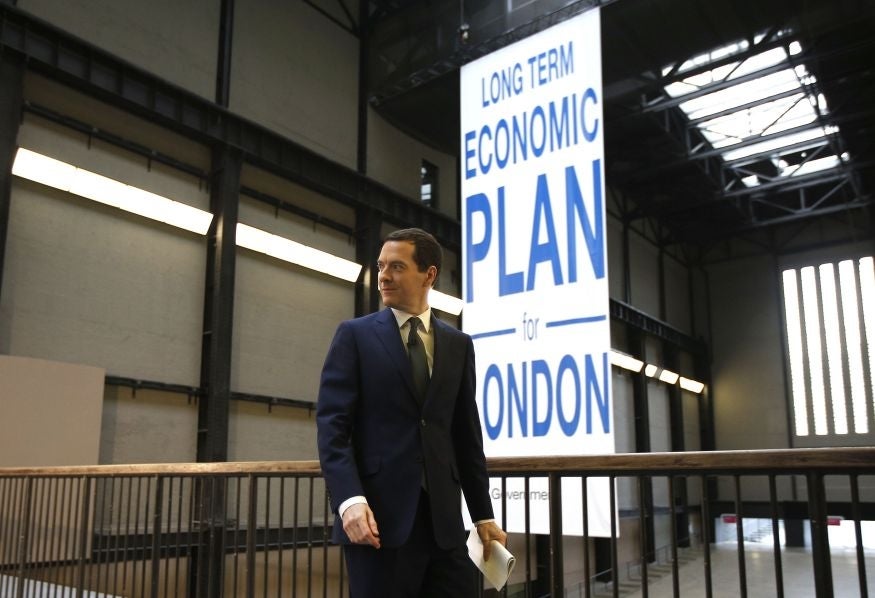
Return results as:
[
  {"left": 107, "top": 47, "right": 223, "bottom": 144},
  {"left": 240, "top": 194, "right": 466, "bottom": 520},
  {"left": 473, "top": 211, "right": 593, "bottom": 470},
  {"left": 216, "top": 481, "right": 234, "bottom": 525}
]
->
[
  {"left": 316, "top": 321, "right": 363, "bottom": 513},
  {"left": 452, "top": 334, "right": 495, "bottom": 522}
]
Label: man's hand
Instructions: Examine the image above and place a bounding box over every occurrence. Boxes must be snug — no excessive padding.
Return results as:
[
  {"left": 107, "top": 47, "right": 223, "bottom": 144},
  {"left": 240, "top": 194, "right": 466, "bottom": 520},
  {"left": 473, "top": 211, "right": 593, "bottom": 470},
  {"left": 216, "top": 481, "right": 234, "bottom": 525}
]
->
[
  {"left": 476, "top": 521, "right": 507, "bottom": 561},
  {"left": 342, "top": 503, "right": 381, "bottom": 549}
]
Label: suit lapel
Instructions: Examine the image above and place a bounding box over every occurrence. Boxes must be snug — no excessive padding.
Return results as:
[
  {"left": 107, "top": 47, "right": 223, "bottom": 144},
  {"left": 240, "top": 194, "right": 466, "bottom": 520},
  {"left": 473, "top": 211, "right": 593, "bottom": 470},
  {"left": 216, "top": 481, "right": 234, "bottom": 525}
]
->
[
  {"left": 426, "top": 315, "right": 454, "bottom": 406},
  {"left": 373, "top": 309, "right": 417, "bottom": 398}
]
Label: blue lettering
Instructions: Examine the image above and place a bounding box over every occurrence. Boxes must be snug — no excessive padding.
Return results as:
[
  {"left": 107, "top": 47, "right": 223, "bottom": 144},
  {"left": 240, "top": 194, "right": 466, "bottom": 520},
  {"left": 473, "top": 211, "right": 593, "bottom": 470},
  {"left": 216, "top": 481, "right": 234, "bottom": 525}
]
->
[
  {"left": 585, "top": 353, "right": 610, "bottom": 434},
  {"left": 560, "top": 41, "right": 574, "bottom": 76},
  {"left": 511, "top": 113, "right": 527, "bottom": 164},
  {"left": 532, "top": 359, "right": 552, "bottom": 437},
  {"left": 556, "top": 355, "right": 580, "bottom": 436},
  {"left": 549, "top": 97, "right": 570, "bottom": 151},
  {"left": 530, "top": 105, "right": 546, "bottom": 157},
  {"left": 464, "top": 130, "right": 476, "bottom": 179},
  {"left": 483, "top": 364, "right": 504, "bottom": 440},
  {"left": 526, "top": 174, "right": 563, "bottom": 291},
  {"left": 480, "top": 353, "right": 610, "bottom": 439},
  {"left": 478, "top": 125, "right": 492, "bottom": 175},
  {"left": 507, "top": 362, "right": 528, "bottom": 437},
  {"left": 566, "top": 161, "right": 605, "bottom": 281},
  {"left": 498, "top": 187, "right": 524, "bottom": 296},
  {"left": 581, "top": 88, "right": 599, "bottom": 142},
  {"left": 495, "top": 119, "right": 510, "bottom": 169},
  {"left": 464, "top": 193, "right": 492, "bottom": 302}
]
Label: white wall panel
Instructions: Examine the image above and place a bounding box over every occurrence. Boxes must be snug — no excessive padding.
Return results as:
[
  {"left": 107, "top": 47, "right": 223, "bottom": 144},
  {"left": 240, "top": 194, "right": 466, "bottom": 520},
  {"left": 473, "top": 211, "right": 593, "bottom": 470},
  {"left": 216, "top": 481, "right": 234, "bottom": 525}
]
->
[
  {"left": 664, "top": 253, "right": 690, "bottom": 334},
  {"left": 3, "top": 180, "right": 206, "bottom": 385},
  {"left": 17, "top": 116, "right": 209, "bottom": 213},
  {"left": 228, "top": 401, "right": 317, "bottom": 462},
  {"left": 607, "top": 215, "right": 625, "bottom": 301},
  {"left": 628, "top": 229, "right": 660, "bottom": 316},
  {"left": 367, "top": 109, "right": 458, "bottom": 219},
  {"left": 232, "top": 251, "right": 353, "bottom": 402},
  {"left": 19, "top": 0, "right": 219, "bottom": 100},
  {"left": 100, "top": 387, "right": 197, "bottom": 464},
  {"left": 709, "top": 254, "right": 788, "bottom": 450},
  {"left": 231, "top": 2, "right": 358, "bottom": 169}
]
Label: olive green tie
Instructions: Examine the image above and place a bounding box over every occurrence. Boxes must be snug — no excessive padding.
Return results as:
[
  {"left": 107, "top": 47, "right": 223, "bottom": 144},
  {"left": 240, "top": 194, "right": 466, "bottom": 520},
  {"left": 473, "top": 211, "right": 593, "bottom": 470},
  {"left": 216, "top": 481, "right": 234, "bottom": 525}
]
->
[{"left": 407, "top": 317, "right": 429, "bottom": 404}]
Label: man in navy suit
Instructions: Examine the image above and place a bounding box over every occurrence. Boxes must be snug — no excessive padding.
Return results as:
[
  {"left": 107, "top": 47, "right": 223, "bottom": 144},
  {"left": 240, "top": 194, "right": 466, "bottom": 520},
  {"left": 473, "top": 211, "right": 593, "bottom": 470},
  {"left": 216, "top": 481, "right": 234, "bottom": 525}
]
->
[{"left": 317, "top": 228, "right": 507, "bottom": 597}]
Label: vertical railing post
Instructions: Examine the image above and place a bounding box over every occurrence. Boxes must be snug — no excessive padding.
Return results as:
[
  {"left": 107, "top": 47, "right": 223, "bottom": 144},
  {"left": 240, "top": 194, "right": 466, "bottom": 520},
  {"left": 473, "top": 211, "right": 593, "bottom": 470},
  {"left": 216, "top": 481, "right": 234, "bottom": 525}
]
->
[
  {"left": 701, "top": 475, "right": 712, "bottom": 598},
  {"left": 637, "top": 475, "right": 648, "bottom": 597},
  {"left": 548, "top": 472, "right": 564, "bottom": 597},
  {"left": 768, "top": 475, "right": 784, "bottom": 598},
  {"left": 733, "top": 475, "right": 747, "bottom": 598},
  {"left": 246, "top": 475, "right": 257, "bottom": 598},
  {"left": 582, "top": 476, "right": 590, "bottom": 598},
  {"left": 850, "top": 475, "right": 868, "bottom": 598},
  {"left": 150, "top": 476, "right": 164, "bottom": 598},
  {"left": 14, "top": 477, "right": 33, "bottom": 598},
  {"left": 610, "top": 476, "right": 618, "bottom": 598},
  {"left": 807, "top": 472, "right": 833, "bottom": 597},
  {"left": 75, "top": 477, "right": 93, "bottom": 598}
]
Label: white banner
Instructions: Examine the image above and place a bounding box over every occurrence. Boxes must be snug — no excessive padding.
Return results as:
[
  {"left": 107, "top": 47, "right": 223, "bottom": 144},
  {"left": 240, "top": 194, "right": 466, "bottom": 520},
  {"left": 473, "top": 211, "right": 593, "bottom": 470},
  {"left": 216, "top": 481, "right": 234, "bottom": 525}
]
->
[{"left": 460, "top": 8, "right": 613, "bottom": 536}]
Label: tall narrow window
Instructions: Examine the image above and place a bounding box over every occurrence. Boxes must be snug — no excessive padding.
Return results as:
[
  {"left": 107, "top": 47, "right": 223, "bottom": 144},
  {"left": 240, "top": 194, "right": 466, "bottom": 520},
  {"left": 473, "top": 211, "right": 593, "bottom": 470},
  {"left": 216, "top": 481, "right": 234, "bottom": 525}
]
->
[
  {"left": 782, "top": 257, "right": 875, "bottom": 437},
  {"left": 420, "top": 160, "right": 438, "bottom": 208}
]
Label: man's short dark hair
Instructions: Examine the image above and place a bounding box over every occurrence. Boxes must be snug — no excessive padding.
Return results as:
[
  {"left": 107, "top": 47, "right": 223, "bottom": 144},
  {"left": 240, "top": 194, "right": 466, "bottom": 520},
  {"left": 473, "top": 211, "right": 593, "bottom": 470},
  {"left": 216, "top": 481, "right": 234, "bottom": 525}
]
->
[{"left": 383, "top": 228, "right": 443, "bottom": 282}]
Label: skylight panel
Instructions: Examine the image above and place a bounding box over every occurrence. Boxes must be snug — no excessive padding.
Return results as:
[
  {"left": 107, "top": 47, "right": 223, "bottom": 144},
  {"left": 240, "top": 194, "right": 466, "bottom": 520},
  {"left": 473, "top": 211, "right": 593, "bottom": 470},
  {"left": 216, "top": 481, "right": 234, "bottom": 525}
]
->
[
  {"left": 678, "top": 69, "right": 802, "bottom": 120},
  {"left": 721, "top": 127, "right": 832, "bottom": 162},
  {"left": 662, "top": 34, "right": 847, "bottom": 188},
  {"left": 782, "top": 154, "right": 842, "bottom": 178},
  {"left": 697, "top": 93, "right": 818, "bottom": 151}
]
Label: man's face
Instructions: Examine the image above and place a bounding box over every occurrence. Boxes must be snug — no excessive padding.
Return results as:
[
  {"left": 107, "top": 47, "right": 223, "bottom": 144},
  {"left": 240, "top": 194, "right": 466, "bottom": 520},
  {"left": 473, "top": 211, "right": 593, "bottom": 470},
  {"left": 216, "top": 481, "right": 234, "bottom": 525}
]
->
[{"left": 377, "top": 240, "right": 435, "bottom": 314}]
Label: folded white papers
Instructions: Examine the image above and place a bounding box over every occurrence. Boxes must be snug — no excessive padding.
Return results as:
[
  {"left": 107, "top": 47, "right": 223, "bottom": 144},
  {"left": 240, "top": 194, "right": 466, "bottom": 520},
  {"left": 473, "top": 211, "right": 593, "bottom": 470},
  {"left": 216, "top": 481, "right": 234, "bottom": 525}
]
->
[{"left": 466, "top": 528, "right": 516, "bottom": 591}]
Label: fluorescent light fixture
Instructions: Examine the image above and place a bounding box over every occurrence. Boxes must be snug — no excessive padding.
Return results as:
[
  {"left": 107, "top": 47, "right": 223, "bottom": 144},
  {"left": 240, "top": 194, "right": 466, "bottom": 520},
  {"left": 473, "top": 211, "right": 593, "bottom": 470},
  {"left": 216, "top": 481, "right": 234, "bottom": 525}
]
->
[
  {"left": 13, "top": 148, "right": 365, "bottom": 283},
  {"left": 644, "top": 364, "right": 658, "bottom": 377},
  {"left": 428, "top": 289, "right": 463, "bottom": 316},
  {"left": 679, "top": 377, "right": 705, "bottom": 393},
  {"left": 609, "top": 350, "right": 644, "bottom": 372},
  {"left": 658, "top": 368, "right": 680, "bottom": 384},
  {"left": 236, "top": 223, "right": 362, "bottom": 282},
  {"left": 12, "top": 148, "right": 213, "bottom": 235}
]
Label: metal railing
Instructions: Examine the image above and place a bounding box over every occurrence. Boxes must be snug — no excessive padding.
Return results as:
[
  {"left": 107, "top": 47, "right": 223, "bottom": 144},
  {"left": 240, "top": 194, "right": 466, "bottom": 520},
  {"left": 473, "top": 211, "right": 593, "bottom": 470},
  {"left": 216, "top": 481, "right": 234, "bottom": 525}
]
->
[{"left": 1, "top": 448, "right": 873, "bottom": 597}]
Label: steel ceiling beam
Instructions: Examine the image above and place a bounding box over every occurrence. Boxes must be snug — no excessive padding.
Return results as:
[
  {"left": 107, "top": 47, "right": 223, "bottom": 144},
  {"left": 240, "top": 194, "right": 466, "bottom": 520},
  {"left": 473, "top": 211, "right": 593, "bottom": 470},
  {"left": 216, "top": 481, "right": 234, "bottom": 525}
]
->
[{"left": 369, "top": 0, "right": 614, "bottom": 106}]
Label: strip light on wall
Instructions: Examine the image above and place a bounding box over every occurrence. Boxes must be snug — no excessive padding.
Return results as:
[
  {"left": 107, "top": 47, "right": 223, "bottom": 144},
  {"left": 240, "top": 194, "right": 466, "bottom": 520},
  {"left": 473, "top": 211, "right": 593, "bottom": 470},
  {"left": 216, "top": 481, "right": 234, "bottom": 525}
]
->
[
  {"left": 12, "top": 148, "right": 213, "bottom": 235},
  {"left": 236, "top": 223, "right": 362, "bottom": 282},
  {"left": 658, "top": 368, "right": 680, "bottom": 384},
  {"left": 12, "top": 147, "right": 364, "bottom": 283},
  {"left": 679, "top": 377, "right": 706, "bottom": 393},
  {"left": 609, "top": 348, "right": 706, "bottom": 394},
  {"left": 428, "top": 289, "right": 464, "bottom": 316},
  {"left": 609, "top": 349, "right": 645, "bottom": 372}
]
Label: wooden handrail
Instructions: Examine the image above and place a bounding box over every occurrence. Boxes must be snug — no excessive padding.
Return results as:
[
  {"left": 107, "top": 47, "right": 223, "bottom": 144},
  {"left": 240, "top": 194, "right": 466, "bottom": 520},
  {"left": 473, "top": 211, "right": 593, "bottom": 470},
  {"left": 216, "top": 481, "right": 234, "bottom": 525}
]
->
[
  {"left": 1, "top": 447, "right": 872, "bottom": 478},
  {"left": 487, "top": 447, "right": 875, "bottom": 474}
]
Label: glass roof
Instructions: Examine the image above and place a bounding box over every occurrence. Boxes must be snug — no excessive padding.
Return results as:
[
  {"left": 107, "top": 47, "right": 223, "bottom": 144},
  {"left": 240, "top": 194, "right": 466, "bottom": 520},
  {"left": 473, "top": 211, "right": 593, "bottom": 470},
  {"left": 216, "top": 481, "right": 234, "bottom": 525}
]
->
[{"left": 663, "top": 34, "right": 846, "bottom": 188}]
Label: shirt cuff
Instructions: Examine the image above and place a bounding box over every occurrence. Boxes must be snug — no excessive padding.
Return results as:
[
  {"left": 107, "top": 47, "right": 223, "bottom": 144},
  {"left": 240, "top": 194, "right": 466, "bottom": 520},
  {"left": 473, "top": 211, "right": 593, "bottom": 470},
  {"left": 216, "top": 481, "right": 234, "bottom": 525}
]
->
[
  {"left": 473, "top": 518, "right": 495, "bottom": 526},
  {"left": 338, "top": 495, "right": 368, "bottom": 518}
]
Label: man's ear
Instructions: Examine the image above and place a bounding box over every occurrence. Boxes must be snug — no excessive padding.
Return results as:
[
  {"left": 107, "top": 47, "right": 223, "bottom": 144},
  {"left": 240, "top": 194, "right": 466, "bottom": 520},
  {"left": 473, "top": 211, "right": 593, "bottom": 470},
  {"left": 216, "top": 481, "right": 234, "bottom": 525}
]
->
[{"left": 425, "top": 265, "right": 438, "bottom": 287}]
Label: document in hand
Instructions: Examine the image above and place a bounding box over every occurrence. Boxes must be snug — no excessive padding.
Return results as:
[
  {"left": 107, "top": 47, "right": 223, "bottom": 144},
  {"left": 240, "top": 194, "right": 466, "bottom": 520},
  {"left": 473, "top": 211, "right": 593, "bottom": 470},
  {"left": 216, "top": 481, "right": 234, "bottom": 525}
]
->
[{"left": 466, "top": 528, "right": 517, "bottom": 591}]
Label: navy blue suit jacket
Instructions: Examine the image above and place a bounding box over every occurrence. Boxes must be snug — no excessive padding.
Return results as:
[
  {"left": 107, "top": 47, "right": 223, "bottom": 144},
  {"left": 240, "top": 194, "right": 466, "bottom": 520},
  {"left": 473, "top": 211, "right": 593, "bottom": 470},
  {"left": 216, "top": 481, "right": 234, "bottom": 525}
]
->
[{"left": 316, "top": 308, "right": 493, "bottom": 549}]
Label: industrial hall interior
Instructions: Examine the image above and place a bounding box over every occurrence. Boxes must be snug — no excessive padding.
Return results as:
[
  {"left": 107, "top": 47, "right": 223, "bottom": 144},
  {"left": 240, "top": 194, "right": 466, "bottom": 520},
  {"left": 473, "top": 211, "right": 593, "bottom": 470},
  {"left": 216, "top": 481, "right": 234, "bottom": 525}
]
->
[{"left": 0, "top": 0, "right": 873, "bottom": 597}]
